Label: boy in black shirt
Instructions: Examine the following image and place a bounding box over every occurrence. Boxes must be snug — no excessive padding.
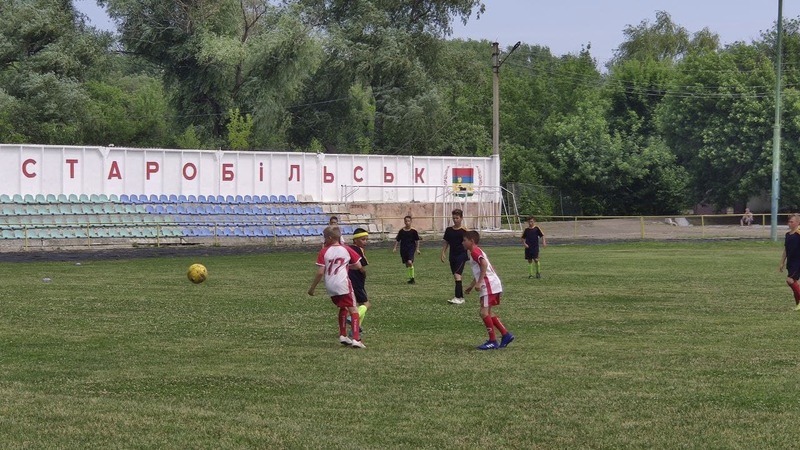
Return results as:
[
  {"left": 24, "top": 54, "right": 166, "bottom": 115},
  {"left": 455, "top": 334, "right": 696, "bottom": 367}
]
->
[{"left": 440, "top": 209, "right": 468, "bottom": 304}]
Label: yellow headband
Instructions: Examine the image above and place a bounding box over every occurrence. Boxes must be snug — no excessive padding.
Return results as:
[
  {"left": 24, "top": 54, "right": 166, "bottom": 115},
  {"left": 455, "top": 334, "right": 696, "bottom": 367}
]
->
[{"left": 353, "top": 231, "right": 369, "bottom": 239}]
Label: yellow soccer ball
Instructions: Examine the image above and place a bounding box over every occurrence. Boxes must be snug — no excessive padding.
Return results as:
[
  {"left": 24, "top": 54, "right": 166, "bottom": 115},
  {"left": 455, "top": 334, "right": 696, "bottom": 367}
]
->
[{"left": 187, "top": 263, "right": 208, "bottom": 284}]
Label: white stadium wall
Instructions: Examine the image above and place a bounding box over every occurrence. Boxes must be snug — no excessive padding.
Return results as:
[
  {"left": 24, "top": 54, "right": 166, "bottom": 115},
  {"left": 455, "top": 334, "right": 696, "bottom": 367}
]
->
[{"left": 0, "top": 145, "right": 501, "bottom": 203}]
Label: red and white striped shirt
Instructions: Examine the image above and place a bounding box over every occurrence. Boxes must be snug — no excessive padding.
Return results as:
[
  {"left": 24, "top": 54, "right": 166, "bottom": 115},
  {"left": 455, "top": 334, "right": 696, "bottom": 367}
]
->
[
  {"left": 469, "top": 246, "right": 503, "bottom": 295},
  {"left": 316, "top": 244, "right": 362, "bottom": 296}
]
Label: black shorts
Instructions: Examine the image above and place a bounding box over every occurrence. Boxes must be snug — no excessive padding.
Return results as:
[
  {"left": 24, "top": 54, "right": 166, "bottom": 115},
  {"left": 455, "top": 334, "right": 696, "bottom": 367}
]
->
[
  {"left": 788, "top": 263, "right": 800, "bottom": 280},
  {"left": 400, "top": 250, "right": 415, "bottom": 264},
  {"left": 449, "top": 254, "right": 468, "bottom": 275},
  {"left": 525, "top": 247, "right": 540, "bottom": 260},
  {"left": 353, "top": 286, "right": 368, "bottom": 304}
]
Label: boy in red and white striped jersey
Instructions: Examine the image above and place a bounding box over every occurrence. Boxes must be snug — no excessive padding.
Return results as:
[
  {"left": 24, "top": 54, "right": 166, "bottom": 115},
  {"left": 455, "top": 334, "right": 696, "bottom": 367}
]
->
[
  {"left": 308, "top": 226, "right": 366, "bottom": 348},
  {"left": 464, "top": 230, "right": 514, "bottom": 350}
]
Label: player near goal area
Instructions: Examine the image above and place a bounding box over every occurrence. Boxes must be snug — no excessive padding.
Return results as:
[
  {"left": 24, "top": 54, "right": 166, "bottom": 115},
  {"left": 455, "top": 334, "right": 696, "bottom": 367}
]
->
[
  {"left": 308, "top": 226, "right": 366, "bottom": 348},
  {"left": 464, "top": 230, "right": 514, "bottom": 350},
  {"left": 522, "top": 216, "right": 547, "bottom": 279},
  {"left": 441, "top": 209, "right": 469, "bottom": 304},
  {"left": 348, "top": 228, "right": 371, "bottom": 332},
  {"left": 393, "top": 215, "right": 421, "bottom": 284},
  {"left": 779, "top": 213, "right": 800, "bottom": 311}
]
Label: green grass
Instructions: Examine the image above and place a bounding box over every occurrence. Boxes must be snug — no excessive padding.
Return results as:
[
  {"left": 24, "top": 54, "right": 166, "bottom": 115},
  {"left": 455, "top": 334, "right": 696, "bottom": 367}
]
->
[{"left": 1, "top": 240, "right": 799, "bottom": 448}]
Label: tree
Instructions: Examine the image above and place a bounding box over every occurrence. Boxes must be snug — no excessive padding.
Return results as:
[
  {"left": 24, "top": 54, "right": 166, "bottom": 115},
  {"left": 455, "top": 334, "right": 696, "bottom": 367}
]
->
[
  {"left": 0, "top": 0, "right": 108, "bottom": 144},
  {"left": 226, "top": 107, "right": 253, "bottom": 150},
  {"left": 287, "top": 0, "right": 484, "bottom": 154},
  {"left": 656, "top": 43, "right": 775, "bottom": 207},
  {"left": 102, "top": 0, "right": 322, "bottom": 147}
]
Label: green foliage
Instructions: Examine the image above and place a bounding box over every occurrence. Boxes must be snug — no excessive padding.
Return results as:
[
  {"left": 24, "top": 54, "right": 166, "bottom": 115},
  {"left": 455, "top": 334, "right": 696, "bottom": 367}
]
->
[
  {"left": 0, "top": 0, "right": 107, "bottom": 143},
  {"left": 104, "top": 0, "right": 322, "bottom": 146},
  {"left": 656, "top": 43, "right": 775, "bottom": 207},
  {"left": 81, "top": 75, "right": 171, "bottom": 146},
  {"left": 175, "top": 125, "right": 202, "bottom": 150},
  {"left": 611, "top": 10, "right": 719, "bottom": 65},
  {"left": 225, "top": 108, "right": 253, "bottom": 150}
]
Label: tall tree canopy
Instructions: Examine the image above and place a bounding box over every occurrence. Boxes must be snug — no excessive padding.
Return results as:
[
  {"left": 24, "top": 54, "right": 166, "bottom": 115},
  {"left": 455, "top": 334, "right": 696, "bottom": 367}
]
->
[{"left": 101, "top": 0, "right": 322, "bottom": 148}]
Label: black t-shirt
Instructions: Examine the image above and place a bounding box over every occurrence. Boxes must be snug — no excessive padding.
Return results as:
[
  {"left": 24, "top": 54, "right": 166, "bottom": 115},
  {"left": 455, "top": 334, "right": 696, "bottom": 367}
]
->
[
  {"left": 395, "top": 228, "right": 421, "bottom": 252},
  {"left": 348, "top": 244, "right": 368, "bottom": 288},
  {"left": 786, "top": 231, "right": 800, "bottom": 272},
  {"left": 522, "top": 226, "right": 544, "bottom": 248},
  {"left": 443, "top": 226, "right": 467, "bottom": 260}
]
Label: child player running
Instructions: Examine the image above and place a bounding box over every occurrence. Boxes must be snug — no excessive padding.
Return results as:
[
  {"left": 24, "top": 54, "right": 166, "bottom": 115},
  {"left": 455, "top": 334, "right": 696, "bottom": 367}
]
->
[
  {"left": 308, "top": 226, "right": 366, "bottom": 348},
  {"left": 779, "top": 213, "right": 800, "bottom": 311},
  {"left": 393, "top": 215, "right": 421, "bottom": 284},
  {"left": 521, "top": 216, "right": 547, "bottom": 278},
  {"left": 441, "top": 208, "right": 469, "bottom": 304},
  {"left": 464, "top": 230, "right": 514, "bottom": 350},
  {"left": 348, "top": 228, "right": 371, "bottom": 331}
]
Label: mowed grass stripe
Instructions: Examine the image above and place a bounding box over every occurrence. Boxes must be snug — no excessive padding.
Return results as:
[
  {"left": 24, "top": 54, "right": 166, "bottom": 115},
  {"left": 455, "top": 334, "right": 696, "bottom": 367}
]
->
[{"left": 0, "top": 241, "right": 798, "bottom": 448}]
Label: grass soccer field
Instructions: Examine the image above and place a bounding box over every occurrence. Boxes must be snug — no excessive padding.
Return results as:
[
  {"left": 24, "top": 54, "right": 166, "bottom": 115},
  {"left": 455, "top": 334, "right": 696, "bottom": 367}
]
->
[{"left": 1, "top": 240, "right": 799, "bottom": 448}]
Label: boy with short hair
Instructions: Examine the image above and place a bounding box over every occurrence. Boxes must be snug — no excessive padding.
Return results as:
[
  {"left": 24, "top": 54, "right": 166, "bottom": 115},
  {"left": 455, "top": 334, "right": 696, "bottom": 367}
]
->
[
  {"left": 779, "top": 213, "right": 800, "bottom": 311},
  {"left": 522, "top": 216, "right": 547, "bottom": 278},
  {"left": 308, "top": 226, "right": 366, "bottom": 348},
  {"left": 441, "top": 209, "right": 468, "bottom": 304},
  {"left": 348, "top": 228, "right": 371, "bottom": 329},
  {"left": 464, "top": 230, "right": 514, "bottom": 350},
  {"left": 393, "top": 215, "right": 421, "bottom": 284}
]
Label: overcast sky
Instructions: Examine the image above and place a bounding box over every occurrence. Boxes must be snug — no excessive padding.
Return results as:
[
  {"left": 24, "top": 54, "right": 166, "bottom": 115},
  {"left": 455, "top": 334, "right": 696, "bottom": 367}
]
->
[
  {"left": 75, "top": 0, "right": 800, "bottom": 68},
  {"left": 451, "top": 0, "right": 800, "bottom": 67}
]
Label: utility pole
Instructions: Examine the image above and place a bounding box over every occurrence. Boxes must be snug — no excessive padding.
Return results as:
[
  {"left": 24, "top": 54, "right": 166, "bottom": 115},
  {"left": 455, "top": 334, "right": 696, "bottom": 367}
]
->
[
  {"left": 492, "top": 42, "right": 500, "bottom": 157},
  {"left": 491, "top": 41, "right": 520, "bottom": 229},
  {"left": 491, "top": 41, "right": 521, "bottom": 157},
  {"left": 771, "top": 0, "right": 784, "bottom": 241}
]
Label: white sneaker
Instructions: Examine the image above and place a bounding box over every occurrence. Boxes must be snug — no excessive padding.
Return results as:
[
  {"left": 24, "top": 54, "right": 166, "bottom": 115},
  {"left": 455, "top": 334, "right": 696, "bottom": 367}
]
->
[
  {"left": 448, "top": 297, "right": 465, "bottom": 305},
  {"left": 351, "top": 340, "right": 366, "bottom": 349},
  {"left": 339, "top": 335, "right": 353, "bottom": 345}
]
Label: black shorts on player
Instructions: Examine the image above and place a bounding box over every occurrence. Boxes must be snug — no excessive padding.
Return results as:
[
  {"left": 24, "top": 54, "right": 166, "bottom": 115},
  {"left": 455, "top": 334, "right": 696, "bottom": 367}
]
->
[
  {"left": 449, "top": 254, "right": 468, "bottom": 275},
  {"left": 525, "top": 247, "right": 540, "bottom": 261}
]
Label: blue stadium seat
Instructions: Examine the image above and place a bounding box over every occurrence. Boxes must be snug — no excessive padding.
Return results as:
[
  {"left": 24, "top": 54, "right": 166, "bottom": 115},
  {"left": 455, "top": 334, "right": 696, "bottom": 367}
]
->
[
  {"left": 169, "top": 194, "right": 179, "bottom": 203},
  {"left": 234, "top": 195, "right": 244, "bottom": 204},
  {"left": 187, "top": 195, "right": 197, "bottom": 203},
  {"left": 197, "top": 194, "right": 207, "bottom": 203},
  {"left": 287, "top": 195, "right": 297, "bottom": 203},
  {"left": 278, "top": 195, "right": 288, "bottom": 203},
  {"left": 120, "top": 194, "right": 130, "bottom": 203},
  {"left": 159, "top": 194, "right": 169, "bottom": 203}
]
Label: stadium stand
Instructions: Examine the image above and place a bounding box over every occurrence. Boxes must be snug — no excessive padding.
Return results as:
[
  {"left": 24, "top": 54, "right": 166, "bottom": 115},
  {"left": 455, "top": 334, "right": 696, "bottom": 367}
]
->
[{"left": 0, "top": 194, "right": 367, "bottom": 246}]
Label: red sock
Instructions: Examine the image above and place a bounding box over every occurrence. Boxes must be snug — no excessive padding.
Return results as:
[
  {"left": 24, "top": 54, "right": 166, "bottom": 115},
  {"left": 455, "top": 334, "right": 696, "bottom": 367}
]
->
[
  {"left": 338, "top": 308, "right": 348, "bottom": 336},
  {"left": 492, "top": 316, "right": 508, "bottom": 336},
  {"left": 482, "top": 316, "right": 496, "bottom": 341},
  {"left": 350, "top": 312, "right": 361, "bottom": 341},
  {"left": 790, "top": 281, "right": 800, "bottom": 305}
]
